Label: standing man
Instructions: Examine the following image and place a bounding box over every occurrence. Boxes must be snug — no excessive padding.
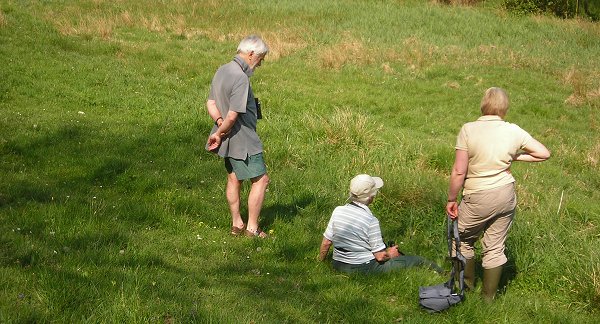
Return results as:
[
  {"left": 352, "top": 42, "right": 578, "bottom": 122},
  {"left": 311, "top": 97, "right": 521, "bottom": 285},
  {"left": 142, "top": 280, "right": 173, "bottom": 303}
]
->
[{"left": 206, "top": 35, "right": 270, "bottom": 238}]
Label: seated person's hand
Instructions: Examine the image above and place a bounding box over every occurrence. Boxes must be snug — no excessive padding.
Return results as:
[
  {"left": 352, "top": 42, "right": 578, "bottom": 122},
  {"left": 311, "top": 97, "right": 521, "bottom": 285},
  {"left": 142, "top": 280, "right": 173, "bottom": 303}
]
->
[{"left": 387, "top": 245, "right": 401, "bottom": 259}]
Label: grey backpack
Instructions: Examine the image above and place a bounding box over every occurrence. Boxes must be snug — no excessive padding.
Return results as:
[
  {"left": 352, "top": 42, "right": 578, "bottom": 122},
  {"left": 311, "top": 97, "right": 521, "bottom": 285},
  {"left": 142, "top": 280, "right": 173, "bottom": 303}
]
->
[{"left": 418, "top": 217, "right": 466, "bottom": 313}]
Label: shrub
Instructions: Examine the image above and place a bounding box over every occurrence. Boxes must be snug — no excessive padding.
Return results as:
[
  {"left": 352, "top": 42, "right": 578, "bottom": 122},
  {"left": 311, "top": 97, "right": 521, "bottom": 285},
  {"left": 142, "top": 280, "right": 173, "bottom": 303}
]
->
[
  {"left": 503, "top": 0, "right": 600, "bottom": 21},
  {"left": 435, "top": 0, "right": 483, "bottom": 5},
  {"left": 582, "top": 0, "right": 600, "bottom": 20}
]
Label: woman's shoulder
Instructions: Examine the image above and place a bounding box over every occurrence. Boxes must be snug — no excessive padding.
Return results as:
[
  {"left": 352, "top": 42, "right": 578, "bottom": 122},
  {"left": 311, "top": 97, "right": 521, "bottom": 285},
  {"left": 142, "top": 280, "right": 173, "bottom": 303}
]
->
[{"left": 503, "top": 121, "right": 528, "bottom": 132}]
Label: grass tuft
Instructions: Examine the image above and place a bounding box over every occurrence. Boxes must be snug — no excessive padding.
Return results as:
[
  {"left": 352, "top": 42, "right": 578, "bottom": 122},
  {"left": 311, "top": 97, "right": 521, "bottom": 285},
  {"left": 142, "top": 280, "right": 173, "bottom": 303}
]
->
[
  {"left": 586, "top": 142, "right": 600, "bottom": 167},
  {"left": 303, "top": 107, "right": 384, "bottom": 150},
  {"left": 0, "top": 10, "right": 6, "bottom": 28},
  {"left": 119, "top": 10, "right": 134, "bottom": 27},
  {"left": 259, "top": 29, "right": 307, "bottom": 61},
  {"left": 564, "top": 66, "right": 589, "bottom": 106},
  {"left": 433, "top": 0, "right": 482, "bottom": 5},
  {"left": 318, "top": 33, "right": 376, "bottom": 69}
]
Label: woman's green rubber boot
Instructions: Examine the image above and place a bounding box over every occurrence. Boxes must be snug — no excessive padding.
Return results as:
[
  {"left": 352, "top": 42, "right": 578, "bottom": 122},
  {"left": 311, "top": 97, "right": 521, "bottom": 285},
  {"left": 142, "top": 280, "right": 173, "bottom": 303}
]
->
[{"left": 482, "top": 266, "right": 503, "bottom": 303}]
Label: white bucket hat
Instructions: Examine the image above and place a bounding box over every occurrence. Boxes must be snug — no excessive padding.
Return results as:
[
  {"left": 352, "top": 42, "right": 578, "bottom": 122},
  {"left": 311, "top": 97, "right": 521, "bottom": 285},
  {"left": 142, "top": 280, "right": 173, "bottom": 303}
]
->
[{"left": 349, "top": 174, "right": 384, "bottom": 201}]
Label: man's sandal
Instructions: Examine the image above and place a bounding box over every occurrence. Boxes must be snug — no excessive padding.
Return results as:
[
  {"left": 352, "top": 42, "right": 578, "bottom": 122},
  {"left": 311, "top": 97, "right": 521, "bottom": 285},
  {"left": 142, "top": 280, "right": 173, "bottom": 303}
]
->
[
  {"left": 245, "top": 228, "right": 268, "bottom": 238},
  {"left": 230, "top": 224, "right": 246, "bottom": 236}
]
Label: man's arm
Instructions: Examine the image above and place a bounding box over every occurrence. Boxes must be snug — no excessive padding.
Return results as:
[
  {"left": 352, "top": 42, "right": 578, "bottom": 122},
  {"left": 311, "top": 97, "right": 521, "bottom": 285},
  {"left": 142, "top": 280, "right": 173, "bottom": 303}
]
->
[
  {"left": 318, "top": 237, "right": 332, "bottom": 261},
  {"left": 207, "top": 110, "right": 239, "bottom": 151},
  {"left": 206, "top": 100, "right": 223, "bottom": 127},
  {"left": 206, "top": 99, "right": 238, "bottom": 134}
]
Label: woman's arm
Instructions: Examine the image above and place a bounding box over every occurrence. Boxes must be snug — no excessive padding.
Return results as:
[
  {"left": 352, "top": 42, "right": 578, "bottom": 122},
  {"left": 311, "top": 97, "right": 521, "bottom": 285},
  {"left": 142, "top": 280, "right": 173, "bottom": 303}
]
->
[
  {"left": 514, "top": 138, "right": 551, "bottom": 162},
  {"left": 446, "top": 149, "right": 468, "bottom": 219}
]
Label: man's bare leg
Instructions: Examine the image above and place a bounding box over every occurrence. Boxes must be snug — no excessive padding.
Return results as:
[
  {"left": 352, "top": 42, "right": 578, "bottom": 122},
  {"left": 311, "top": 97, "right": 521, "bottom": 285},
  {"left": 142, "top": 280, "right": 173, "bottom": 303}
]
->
[
  {"left": 226, "top": 172, "right": 244, "bottom": 230},
  {"left": 246, "top": 173, "right": 269, "bottom": 236}
]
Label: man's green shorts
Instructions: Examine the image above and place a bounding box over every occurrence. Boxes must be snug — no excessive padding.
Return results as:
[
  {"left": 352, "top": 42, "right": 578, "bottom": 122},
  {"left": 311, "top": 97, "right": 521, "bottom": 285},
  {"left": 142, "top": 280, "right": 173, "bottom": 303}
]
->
[{"left": 224, "top": 152, "right": 267, "bottom": 180}]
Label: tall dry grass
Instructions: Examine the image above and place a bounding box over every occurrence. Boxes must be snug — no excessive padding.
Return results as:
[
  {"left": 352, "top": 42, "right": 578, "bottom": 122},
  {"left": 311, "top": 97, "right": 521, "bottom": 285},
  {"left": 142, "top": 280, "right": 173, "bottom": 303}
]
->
[
  {"left": 432, "top": 0, "right": 482, "bottom": 5},
  {"left": 587, "top": 142, "right": 600, "bottom": 167},
  {"left": 0, "top": 9, "right": 6, "bottom": 27},
  {"left": 318, "top": 35, "right": 376, "bottom": 69},
  {"left": 256, "top": 29, "right": 306, "bottom": 61},
  {"left": 302, "top": 107, "right": 384, "bottom": 150},
  {"left": 46, "top": 9, "right": 114, "bottom": 39},
  {"left": 563, "top": 66, "right": 600, "bottom": 106}
]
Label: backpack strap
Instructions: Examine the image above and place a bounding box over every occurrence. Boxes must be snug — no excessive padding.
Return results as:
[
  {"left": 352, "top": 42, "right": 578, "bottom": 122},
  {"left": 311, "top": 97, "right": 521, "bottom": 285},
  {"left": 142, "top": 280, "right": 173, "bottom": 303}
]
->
[{"left": 447, "top": 216, "right": 467, "bottom": 296}]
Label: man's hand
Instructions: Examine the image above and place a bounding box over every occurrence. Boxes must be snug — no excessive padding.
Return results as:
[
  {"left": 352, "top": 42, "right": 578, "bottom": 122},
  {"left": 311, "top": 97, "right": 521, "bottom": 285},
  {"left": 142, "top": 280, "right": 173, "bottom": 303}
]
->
[
  {"left": 446, "top": 201, "right": 458, "bottom": 219},
  {"left": 387, "top": 245, "right": 400, "bottom": 259},
  {"left": 207, "top": 133, "right": 221, "bottom": 152}
]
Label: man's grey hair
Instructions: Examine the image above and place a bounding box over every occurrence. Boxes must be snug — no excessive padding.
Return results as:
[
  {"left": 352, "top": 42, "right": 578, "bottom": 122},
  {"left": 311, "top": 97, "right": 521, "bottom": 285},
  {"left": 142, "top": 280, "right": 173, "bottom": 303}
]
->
[
  {"left": 349, "top": 191, "right": 377, "bottom": 205},
  {"left": 350, "top": 195, "right": 370, "bottom": 205},
  {"left": 237, "top": 35, "right": 269, "bottom": 56}
]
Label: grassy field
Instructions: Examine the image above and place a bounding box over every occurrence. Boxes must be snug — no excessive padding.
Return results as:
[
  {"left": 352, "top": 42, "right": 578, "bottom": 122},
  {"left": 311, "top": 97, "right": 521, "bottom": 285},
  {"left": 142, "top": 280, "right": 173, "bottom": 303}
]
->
[{"left": 1, "top": 0, "right": 599, "bottom": 322}]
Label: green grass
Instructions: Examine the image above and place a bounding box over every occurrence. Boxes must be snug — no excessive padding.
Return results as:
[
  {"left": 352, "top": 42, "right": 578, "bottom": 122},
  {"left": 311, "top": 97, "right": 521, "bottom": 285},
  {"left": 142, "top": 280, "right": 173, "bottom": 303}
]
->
[{"left": 1, "top": 0, "right": 599, "bottom": 322}]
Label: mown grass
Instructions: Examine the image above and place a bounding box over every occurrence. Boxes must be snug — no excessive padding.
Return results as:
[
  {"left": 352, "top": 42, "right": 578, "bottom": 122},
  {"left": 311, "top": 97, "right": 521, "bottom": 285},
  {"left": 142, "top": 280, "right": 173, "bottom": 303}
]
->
[{"left": 1, "top": 0, "right": 599, "bottom": 323}]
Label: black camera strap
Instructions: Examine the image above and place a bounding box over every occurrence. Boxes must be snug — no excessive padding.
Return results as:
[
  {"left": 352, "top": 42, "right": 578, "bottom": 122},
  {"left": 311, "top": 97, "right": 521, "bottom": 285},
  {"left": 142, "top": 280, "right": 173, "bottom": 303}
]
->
[{"left": 447, "top": 216, "right": 466, "bottom": 296}]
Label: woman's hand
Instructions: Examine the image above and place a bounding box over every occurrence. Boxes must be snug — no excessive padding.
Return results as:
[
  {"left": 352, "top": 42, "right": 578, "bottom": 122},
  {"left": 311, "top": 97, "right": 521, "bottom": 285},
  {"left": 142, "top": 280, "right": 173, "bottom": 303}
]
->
[
  {"left": 447, "top": 149, "right": 467, "bottom": 220},
  {"left": 446, "top": 201, "right": 458, "bottom": 219}
]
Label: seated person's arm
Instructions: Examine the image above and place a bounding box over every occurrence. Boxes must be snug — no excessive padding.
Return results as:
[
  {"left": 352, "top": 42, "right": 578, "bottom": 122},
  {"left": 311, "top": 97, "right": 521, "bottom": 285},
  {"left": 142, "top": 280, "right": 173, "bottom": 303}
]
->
[
  {"left": 373, "top": 245, "right": 400, "bottom": 262},
  {"left": 319, "top": 237, "right": 332, "bottom": 261}
]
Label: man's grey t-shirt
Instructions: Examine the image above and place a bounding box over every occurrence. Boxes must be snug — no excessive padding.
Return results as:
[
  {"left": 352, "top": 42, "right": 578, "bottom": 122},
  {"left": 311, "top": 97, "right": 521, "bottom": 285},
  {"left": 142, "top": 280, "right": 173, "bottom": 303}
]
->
[{"left": 207, "top": 55, "right": 262, "bottom": 160}]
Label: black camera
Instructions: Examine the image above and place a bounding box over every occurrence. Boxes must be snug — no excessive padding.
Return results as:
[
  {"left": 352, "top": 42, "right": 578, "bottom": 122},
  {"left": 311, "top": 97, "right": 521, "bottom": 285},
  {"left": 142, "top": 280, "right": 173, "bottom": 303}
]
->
[
  {"left": 388, "top": 240, "right": 404, "bottom": 256},
  {"left": 255, "top": 97, "right": 262, "bottom": 119}
]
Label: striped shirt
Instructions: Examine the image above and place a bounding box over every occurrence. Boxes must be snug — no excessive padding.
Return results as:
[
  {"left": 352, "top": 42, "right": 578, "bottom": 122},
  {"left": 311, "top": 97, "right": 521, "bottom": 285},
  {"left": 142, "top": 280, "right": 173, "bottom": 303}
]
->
[{"left": 323, "top": 202, "right": 386, "bottom": 264}]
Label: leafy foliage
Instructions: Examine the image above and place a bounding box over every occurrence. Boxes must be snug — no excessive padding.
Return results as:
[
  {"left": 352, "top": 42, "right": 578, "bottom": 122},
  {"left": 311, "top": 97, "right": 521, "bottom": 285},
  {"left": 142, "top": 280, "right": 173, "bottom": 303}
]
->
[{"left": 504, "top": 0, "right": 600, "bottom": 20}]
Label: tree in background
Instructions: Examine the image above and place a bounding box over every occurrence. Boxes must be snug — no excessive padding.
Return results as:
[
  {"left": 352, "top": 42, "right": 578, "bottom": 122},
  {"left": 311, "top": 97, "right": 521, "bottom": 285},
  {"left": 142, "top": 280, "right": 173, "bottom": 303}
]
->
[{"left": 503, "top": 0, "right": 600, "bottom": 20}]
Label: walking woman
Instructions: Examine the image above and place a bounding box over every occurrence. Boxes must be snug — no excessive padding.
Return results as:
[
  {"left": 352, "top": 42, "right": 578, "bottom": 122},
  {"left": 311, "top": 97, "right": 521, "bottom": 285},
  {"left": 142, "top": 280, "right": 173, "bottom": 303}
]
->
[{"left": 446, "top": 87, "right": 550, "bottom": 302}]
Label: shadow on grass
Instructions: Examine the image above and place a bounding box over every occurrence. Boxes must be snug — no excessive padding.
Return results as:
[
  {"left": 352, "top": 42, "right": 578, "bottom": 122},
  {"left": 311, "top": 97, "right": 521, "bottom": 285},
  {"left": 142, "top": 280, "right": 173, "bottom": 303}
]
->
[
  {"left": 1, "top": 125, "right": 84, "bottom": 158},
  {"left": 204, "top": 262, "right": 377, "bottom": 323},
  {"left": 499, "top": 249, "right": 518, "bottom": 296},
  {"left": 89, "top": 158, "right": 130, "bottom": 184},
  {"left": 0, "top": 179, "right": 54, "bottom": 206},
  {"left": 0, "top": 120, "right": 206, "bottom": 208},
  {"left": 0, "top": 126, "right": 88, "bottom": 207},
  {"left": 259, "top": 193, "right": 315, "bottom": 227},
  {"left": 35, "top": 254, "right": 190, "bottom": 317}
]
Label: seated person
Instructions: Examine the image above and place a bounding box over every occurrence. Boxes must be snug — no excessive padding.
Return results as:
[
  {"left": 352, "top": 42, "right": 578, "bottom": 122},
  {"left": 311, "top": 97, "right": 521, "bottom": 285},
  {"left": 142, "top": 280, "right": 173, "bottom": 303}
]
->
[{"left": 318, "top": 174, "right": 443, "bottom": 274}]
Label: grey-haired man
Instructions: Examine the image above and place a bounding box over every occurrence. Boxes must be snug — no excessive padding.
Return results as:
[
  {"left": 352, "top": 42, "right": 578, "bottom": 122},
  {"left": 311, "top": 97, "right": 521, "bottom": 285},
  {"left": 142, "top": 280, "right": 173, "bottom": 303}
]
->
[
  {"left": 319, "top": 174, "right": 443, "bottom": 274},
  {"left": 206, "top": 35, "right": 269, "bottom": 238}
]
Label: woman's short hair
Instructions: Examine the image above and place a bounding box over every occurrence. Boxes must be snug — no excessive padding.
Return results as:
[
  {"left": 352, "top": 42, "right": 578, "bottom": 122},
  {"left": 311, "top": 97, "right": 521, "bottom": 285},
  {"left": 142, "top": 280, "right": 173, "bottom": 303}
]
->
[
  {"left": 237, "top": 35, "right": 269, "bottom": 56},
  {"left": 480, "top": 87, "right": 509, "bottom": 117}
]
